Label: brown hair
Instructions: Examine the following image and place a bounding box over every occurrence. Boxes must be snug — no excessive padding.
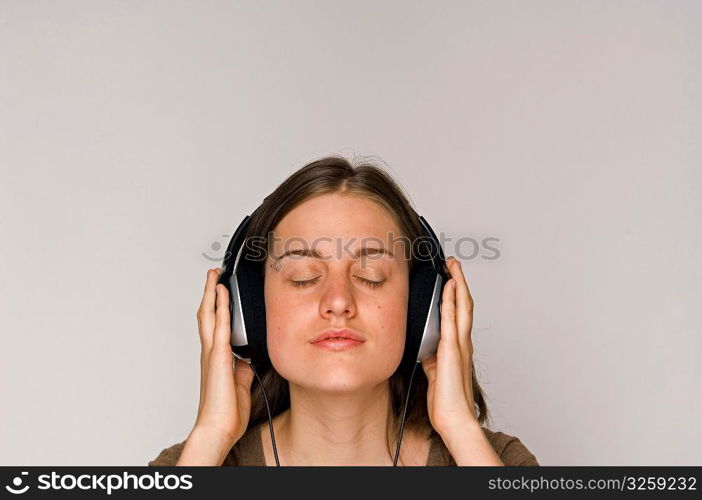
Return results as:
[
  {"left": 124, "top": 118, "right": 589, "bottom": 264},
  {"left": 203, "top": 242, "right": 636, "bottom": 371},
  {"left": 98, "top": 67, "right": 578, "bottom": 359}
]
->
[{"left": 242, "top": 154, "right": 491, "bottom": 463}]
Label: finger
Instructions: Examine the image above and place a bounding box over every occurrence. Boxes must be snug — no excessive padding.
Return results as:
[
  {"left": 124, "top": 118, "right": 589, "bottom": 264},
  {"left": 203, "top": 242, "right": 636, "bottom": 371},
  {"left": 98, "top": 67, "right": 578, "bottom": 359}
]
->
[
  {"left": 205, "top": 284, "right": 234, "bottom": 412},
  {"left": 213, "top": 282, "right": 232, "bottom": 351},
  {"left": 198, "top": 268, "right": 220, "bottom": 351},
  {"left": 437, "top": 278, "right": 463, "bottom": 377},
  {"left": 446, "top": 257, "right": 473, "bottom": 357},
  {"left": 199, "top": 267, "right": 220, "bottom": 309},
  {"left": 446, "top": 258, "right": 475, "bottom": 399},
  {"left": 197, "top": 268, "right": 220, "bottom": 416},
  {"left": 198, "top": 270, "right": 219, "bottom": 411},
  {"left": 440, "top": 277, "right": 458, "bottom": 346}
]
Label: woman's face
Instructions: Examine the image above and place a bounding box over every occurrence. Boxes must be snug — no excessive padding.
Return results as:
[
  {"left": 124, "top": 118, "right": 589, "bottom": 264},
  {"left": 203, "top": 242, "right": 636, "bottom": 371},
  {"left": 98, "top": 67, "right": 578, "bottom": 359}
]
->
[{"left": 263, "top": 192, "right": 410, "bottom": 393}]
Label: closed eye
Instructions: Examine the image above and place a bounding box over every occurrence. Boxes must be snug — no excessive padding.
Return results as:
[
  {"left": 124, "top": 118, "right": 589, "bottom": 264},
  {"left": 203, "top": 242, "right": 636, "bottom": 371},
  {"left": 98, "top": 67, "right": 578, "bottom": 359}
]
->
[{"left": 291, "top": 277, "right": 385, "bottom": 289}]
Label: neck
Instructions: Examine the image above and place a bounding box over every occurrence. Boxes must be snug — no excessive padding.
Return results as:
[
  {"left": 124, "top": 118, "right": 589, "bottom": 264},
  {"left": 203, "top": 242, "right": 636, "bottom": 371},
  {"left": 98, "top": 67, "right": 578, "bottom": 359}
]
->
[{"left": 270, "top": 380, "right": 407, "bottom": 466}]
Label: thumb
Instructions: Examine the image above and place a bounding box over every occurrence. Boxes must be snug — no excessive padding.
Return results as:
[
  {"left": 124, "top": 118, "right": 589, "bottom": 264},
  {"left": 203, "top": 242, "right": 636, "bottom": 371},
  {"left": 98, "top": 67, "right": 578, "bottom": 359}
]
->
[
  {"left": 421, "top": 353, "right": 437, "bottom": 383},
  {"left": 234, "top": 358, "right": 256, "bottom": 392}
]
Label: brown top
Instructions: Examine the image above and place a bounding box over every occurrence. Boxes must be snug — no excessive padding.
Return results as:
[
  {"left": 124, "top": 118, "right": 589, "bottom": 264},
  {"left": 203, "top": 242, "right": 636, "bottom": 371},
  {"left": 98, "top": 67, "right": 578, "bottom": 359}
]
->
[{"left": 148, "top": 425, "right": 539, "bottom": 466}]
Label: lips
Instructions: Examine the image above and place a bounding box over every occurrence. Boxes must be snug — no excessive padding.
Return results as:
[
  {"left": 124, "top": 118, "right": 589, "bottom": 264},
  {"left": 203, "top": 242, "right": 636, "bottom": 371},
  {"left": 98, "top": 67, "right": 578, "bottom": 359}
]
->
[{"left": 309, "top": 328, "right": 366, "bottom": 344}]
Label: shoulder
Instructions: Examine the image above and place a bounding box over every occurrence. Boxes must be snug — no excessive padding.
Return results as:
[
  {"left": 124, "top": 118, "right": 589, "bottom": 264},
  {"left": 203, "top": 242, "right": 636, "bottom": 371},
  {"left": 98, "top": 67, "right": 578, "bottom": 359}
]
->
[
  {"left": 228, "top": 424, "right": 265, "bottom": 466},
  {"left": 147, "top": 438, "right": 242, "bottom": 467},
  {"left": 481, "top": 427, "right": 540, "bottom": 466},
  {"left": 147, "top": 440, "right": 187, "bottom": 466},
  {"left": 428, "top": 426, "right": 540, "bottom": 466}
]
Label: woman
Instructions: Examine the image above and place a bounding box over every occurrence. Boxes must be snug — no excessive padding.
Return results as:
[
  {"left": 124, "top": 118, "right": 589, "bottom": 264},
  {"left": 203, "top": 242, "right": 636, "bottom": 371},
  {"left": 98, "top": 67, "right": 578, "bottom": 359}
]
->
[{"left": 149, "top": 155, "right": 539, "bottom": 466}]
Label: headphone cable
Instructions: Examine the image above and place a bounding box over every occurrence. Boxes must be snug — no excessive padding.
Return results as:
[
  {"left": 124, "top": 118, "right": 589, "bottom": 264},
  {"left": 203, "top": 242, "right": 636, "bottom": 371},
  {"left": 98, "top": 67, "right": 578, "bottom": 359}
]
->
[
  {"left": 393, "top": 360, "right": 419, "bottom": 466},
  {"left": 249, "top": 362, "right": 280, "bottom": 466}
]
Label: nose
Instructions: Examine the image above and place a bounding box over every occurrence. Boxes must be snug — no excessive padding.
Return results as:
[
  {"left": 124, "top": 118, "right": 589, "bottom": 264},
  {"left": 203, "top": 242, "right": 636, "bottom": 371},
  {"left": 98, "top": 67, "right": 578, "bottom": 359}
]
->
[{"left": 319, "top": 271, "right": 357, "bottom": 319}]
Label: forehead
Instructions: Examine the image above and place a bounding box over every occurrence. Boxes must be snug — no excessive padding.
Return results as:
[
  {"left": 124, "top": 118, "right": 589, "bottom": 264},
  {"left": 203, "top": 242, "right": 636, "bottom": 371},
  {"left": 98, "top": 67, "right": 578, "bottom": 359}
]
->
[{"left": 269, "top": 193, "right": 405, "bottom": 258}]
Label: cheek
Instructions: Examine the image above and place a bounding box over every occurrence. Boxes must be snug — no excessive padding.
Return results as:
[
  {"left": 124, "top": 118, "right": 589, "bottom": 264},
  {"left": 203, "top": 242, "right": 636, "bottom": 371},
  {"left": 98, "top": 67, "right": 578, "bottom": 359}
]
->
[
  {"left": 264, "top": 280, "right": 307, "bottom": 372},
  {"left": 373, "top": 299, "right": 408, "bottom": 356},
  {"left": 265, "top": 318, "right": 298, "bottom": 376},
  {"left": 265, "top": 301, "right": 301, "bottom": 336},
  {"left": 264, "top": 286, "right": 287, "bottom": 341}
]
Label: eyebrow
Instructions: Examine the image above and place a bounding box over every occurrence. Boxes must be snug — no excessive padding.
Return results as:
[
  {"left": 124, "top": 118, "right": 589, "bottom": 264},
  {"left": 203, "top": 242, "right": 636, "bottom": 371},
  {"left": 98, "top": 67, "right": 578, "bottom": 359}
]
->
[{"left": 272, "top": 246, "right": 395, "bottom": 261}]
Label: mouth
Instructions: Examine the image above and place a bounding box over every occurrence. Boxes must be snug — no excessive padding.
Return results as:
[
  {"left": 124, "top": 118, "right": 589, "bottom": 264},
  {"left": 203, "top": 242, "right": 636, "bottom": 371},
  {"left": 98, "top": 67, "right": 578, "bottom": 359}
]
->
[
  {"left": 310, "top": 337, "right": 365, "bottom": 351},
  {"left": 309, "top": 328, "right": 366, "bottom": 344}
]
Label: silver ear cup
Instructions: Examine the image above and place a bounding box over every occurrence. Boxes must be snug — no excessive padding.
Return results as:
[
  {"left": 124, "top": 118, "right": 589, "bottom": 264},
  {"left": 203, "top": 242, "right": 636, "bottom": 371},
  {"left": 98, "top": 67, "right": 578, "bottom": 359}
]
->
[
  {"left": 227, "top": 234, "right": 252, "bottom": 363},
  {"left": 229, "top": 270, "right": 251, "bottom": 363},
  {"left": 416, "top": 273, "right": 444, "bottom": 362}
]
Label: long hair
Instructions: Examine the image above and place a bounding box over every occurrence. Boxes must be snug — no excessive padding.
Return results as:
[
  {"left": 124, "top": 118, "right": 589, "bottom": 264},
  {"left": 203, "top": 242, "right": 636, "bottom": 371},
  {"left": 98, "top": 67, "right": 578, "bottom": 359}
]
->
[{"left": 241, "top": 154, "right": 491, "bottom": 463}]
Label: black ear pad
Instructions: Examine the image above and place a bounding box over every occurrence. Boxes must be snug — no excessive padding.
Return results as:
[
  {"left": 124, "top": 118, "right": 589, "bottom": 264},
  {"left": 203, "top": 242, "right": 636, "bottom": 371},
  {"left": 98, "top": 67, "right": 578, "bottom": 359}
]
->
[
  {"left": 399, "top": 260, "right": 441, "bottom": 376},
  {"left": 236, "top": 251, "right": 270, "bottom": 371}
]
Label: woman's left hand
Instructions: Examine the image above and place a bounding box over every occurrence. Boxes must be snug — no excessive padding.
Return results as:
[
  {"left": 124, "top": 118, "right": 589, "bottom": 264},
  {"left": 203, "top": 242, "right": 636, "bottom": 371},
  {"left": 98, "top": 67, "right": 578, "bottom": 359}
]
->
[
  {"left": 421, "top": 256, "right": 503, "bottom": 465},
  {"left": 421, "top": 256, "right": 478, "bottom": 434}
]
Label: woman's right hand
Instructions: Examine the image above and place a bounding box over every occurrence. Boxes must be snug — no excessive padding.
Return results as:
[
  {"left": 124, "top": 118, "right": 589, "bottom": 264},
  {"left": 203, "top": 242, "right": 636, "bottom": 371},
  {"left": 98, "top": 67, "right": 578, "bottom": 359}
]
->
[{"left": 192, "top": 267, "right": 255, "bottom": 448}]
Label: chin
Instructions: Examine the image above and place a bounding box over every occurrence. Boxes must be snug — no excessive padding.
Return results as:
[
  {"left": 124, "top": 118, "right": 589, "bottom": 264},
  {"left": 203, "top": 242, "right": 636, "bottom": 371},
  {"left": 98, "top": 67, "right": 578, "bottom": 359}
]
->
[
  {"left": 288, "top": 366, "right": 373, "bottom": 392},
  {"left": 306, "top": 378, "right": 370, "bottom": 394}
]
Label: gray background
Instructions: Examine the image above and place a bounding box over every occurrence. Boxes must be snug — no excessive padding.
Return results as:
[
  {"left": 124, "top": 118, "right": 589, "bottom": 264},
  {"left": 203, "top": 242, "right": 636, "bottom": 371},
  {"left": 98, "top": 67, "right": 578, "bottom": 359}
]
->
[{"left": 1, "top": 0, "right": 700, "bottom": 466}]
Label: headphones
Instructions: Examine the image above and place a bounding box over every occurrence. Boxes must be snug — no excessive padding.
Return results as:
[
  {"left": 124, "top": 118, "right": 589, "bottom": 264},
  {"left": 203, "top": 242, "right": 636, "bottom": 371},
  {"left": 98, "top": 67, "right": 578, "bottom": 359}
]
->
[{"left": 217, "top": 203, "right": 450, "bottom": 466}]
